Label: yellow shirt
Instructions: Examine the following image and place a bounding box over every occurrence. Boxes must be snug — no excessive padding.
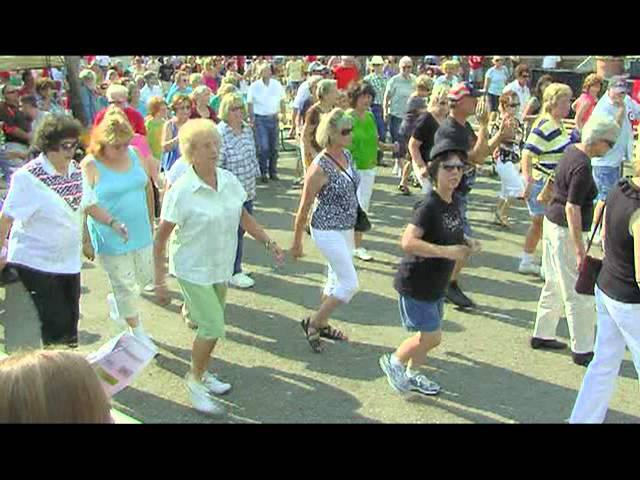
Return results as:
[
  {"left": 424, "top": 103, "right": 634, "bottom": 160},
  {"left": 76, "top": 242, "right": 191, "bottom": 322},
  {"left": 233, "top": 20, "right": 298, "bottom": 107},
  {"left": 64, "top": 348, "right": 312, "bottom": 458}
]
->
[
  {"left": 523, "top": 114, "right": 571, "bottom": 181},
  {"left": 286, "top": 60, "right": 304, "bottom": 82}
]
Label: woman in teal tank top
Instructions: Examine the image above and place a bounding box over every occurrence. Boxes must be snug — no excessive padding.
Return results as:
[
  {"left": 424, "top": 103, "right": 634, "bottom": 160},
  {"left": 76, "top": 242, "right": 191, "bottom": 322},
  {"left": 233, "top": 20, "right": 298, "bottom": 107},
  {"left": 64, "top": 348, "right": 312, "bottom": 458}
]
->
[{"left": 83, "top": 107, "right": 158, "bottom": 354}]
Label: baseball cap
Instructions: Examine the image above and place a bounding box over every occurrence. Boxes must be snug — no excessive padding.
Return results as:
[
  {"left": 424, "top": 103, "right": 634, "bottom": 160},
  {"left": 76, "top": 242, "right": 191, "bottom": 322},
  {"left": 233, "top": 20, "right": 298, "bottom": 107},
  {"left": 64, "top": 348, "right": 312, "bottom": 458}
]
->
[
  {"left": 448, "top": 81, "right": 483, "bottom": 101},
  {"left": 608, "top": 75, "right": 628, "bottom": 93},
  {"left": 308, "top": 61, "right": 328, "bottom": 74},
  {"left": 369, "top": 56, "right": 384, "bottom": 65}
]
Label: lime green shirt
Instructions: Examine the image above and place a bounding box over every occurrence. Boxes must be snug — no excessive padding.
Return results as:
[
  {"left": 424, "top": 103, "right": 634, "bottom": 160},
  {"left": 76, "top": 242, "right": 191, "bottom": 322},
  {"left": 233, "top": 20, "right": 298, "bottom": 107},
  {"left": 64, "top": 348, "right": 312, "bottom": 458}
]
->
[
  {"left": 145, "top": 118, "right": 164, "bottom": 160},
  {"left": 347, "top": 110, "right": 378, "bottom": 171}
]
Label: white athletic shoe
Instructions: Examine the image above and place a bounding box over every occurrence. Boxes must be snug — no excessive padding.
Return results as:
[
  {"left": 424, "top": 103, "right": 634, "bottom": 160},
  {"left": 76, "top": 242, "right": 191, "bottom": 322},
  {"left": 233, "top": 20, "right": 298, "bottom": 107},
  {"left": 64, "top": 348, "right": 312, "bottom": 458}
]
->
[
  {"left": 353, "top": 248, "right": 374, "bottom": 261},
  {"left": 230, "top": 273, "right": 255, "bottom": 289},
  {"left": 202, "top": 372, "right": 232, "bottom": 395},
  {"left": 186, "top": 374, "right": 226, "bottom": 417},
  {"left": 519, "top": 259, "right": 541, "bottom": 276}
]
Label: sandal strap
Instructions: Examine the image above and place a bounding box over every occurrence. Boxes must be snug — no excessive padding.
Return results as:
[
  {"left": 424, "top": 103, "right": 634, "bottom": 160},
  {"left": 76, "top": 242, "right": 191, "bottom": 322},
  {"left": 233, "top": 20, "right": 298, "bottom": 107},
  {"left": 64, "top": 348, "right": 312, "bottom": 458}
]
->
[{"left": 319, "top": 325, "right": 347, "bottom": 340}]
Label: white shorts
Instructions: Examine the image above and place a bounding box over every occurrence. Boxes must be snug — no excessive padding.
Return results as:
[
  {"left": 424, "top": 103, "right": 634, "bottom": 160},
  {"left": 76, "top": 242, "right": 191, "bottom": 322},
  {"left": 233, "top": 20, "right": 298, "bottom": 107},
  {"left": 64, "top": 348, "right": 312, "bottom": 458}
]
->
[
  {"left": 495, "top": 160, "right": 524, "bottom": 200},
  {"left": 356, "top": 168, "right": 376, "bottom": 213},
  {"left": 412, "top": 161, "right": 432, "bottom": 195},
  {"left": 99, "top": 246, "right": 153, "bottom": 320}
]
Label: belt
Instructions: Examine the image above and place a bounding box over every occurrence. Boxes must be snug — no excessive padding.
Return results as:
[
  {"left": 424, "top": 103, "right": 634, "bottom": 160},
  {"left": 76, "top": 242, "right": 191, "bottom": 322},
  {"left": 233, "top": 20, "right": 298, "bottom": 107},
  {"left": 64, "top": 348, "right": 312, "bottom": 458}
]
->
[{"left": 254, "top": 114, "right": 278, "bottom": 118}]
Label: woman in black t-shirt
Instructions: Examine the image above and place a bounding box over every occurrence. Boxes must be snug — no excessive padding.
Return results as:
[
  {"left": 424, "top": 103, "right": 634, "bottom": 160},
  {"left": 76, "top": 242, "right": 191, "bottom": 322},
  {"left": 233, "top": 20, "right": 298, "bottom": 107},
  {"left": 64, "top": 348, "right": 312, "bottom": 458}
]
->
[
  {"left": 530, "top": 114, "right": 619, "bottom": 367},
  {"left": 570, "top": 160, "right": 640, "bottom": 422},
  {"left": 379, "top": 141, "right": 480, "bottom": 397}
]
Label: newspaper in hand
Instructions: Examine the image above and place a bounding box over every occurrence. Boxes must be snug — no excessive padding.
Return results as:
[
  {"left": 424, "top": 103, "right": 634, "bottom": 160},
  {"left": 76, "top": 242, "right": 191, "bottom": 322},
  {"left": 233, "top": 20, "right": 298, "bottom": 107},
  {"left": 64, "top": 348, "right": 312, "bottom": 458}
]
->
[{"left": 87, "top": 332, "right": 155, "bottom": 397}]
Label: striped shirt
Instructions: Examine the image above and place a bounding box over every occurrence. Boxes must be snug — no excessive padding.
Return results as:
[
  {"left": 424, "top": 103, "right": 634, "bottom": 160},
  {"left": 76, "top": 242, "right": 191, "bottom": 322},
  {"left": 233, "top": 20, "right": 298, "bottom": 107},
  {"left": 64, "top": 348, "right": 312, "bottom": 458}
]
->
[
  {"left": 523, "top": 114, "right": 571, "bottom": 181},
  {"left": 363, "top": 73, "right": 387, "bottom": 105},
  {"left": 218, "top": 121, "right": 260, "bottom": 201}
]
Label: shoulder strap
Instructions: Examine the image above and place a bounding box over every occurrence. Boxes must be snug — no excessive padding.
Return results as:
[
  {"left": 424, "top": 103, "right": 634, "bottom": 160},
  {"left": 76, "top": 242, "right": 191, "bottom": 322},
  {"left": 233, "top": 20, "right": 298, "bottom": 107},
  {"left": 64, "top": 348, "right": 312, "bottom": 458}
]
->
[
  {"left": 585, "top": 205, "right": 605, "bottom": 255},
  {"left": 324, "top": 151, "right": 357, "bottom": 190}
]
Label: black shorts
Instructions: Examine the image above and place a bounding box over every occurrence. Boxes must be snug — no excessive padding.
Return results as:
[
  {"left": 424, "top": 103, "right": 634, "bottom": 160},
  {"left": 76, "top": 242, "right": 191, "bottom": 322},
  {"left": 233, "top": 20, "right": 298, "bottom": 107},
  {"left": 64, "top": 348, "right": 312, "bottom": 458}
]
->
[
  {"left": 13, "top": 265, "right": 81, "bottom": 347},
  {"left": 488, "top": 94, "right": 500, "bottom": 112}
]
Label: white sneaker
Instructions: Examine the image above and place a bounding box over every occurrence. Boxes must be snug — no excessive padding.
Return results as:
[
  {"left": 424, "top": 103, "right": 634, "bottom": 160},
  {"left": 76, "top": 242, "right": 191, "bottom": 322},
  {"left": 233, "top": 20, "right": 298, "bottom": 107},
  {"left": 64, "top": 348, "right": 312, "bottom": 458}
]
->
[
  {"left": 518, "top": 259, "right": 541, "bottom": 276},
  {"left": 186, "top": 375, "right": 226, "bottom": 417},
  {"left": 143, "top": 283, "right": 155, "bottom": 293},
  {"left": 353, "top": 248, "right": 374, "bottom": 261},
  {"left": 133, "top": 329, "right": 158, "bottom": 356},
  {"left": 107, "top": 293, "right": 126, "bottom": 327},
  {"left": 202, "top": 371, "right": 232, "bottom": 395},
  {"left": 230, "top": 272, "right": 255, "bottom": 289}
]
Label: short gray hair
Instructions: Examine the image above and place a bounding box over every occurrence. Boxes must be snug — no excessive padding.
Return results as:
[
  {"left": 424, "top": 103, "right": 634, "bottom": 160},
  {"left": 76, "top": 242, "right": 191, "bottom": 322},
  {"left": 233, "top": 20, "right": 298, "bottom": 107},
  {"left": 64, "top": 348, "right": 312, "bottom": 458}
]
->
[
  {"left": 79, "top": 69, "right": 96, "bottom": 83},
  {"left": 316, "top": 79, "right": 337, "bottom": 100},
  {"left": 106, "top": 84, "right": 128, "bottom": 101},
  {"left": 399, "top": 56, "right": 413, "bottom": 67},
  {"left": 582, "top": 114, "right": 620, "bottom": 146}
]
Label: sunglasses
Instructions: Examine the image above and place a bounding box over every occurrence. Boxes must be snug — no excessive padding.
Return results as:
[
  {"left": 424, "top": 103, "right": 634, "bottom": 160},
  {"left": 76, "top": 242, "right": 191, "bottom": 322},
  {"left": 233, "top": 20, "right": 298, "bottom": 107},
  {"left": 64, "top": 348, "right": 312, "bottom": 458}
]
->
[
  {"left": 442, "top": 163, "right": 465, "bottom": 172},
  {"left": 341, "top": 128, "right": 353, "bottom": 136},
  {"left": 59, "top": 141, "right": 78, "bottom": 151}
]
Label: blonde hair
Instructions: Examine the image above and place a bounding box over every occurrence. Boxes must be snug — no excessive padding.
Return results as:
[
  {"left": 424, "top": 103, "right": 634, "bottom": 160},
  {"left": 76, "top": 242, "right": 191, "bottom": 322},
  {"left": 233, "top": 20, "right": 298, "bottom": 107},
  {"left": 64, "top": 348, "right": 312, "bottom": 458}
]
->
[
  {"left": 0, "top": 350, "right": 111, "bottom": 423},
  {"left": 582, "top": 73, "right": 603, "bottom": 93},
  {"left": 315, "top": 108, "right": 353, "bottom": 148},
  {"left": 429, "top": 84, "right": 449, "bottom": 109},
  {"left": 442, "top": 60, "right": 460, "bottom": 74},
  {"left": 87, "top": 106, "right": 134, "bottom": 156},
  {"left": 189, "top": 73, "right": 203, "bottom": 88},
  {"left": 415, "top": 75, "right": 433, "bottom": 92},
  {"left": 542, "top": 83, "right": 573, "bottom": 115},
  {"left": 191, "top": 85, "right": 212, "bottom": 101},
  {"left": 222, "top": 72, "right": 238, "bottom": 87},
  {"left": 219, "top": 93, "right": 245, "bottom": 123},
  {"left": 146, "top": 96, "right": 166, "bottom": 117},
  {"left": 316, "top": 79, "right": 337, "bottom": 100},
  {"left": 178, "top": 118, "right": 220, "bottom": 162},
  {"left": 217, "top": 83, "right": 237, "bottom": 98}
]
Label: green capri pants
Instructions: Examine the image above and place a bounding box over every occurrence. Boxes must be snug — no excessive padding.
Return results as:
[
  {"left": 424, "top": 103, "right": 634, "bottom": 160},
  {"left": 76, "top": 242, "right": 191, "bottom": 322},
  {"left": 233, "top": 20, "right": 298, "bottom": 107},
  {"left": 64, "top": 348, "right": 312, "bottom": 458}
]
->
[{"left": 177, "top": 279, "right": 227, "bottom": 340}]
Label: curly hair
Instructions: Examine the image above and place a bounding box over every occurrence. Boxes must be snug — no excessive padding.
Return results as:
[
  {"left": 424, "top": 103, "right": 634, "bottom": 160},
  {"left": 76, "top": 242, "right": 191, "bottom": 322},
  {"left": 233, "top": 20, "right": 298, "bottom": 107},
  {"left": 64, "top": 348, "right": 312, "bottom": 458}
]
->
[
  {"left": 87, "top": 106, "right": 134, "bottom": 156},
  {"left": 347, "top": 81, "right": 376, "bottom": 108},
  {"left": 582, "top": 73, "right": 603, "bottom": 94},
  {"left": 32, "top": 114, "right": 82, "bottom": 153}
]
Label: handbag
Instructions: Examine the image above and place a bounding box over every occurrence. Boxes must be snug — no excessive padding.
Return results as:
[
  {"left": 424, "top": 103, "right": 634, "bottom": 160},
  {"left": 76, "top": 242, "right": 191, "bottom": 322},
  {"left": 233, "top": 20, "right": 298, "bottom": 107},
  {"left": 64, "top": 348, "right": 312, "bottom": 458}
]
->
[
  {"left": 324, "top": 152, "right": 371, "bottom": 233},
  {"left": 575, "top": 207, "right": 604, "bottom": 296},
  {"left": 533, "top": 164, "right": 555, "bottom": 205}
]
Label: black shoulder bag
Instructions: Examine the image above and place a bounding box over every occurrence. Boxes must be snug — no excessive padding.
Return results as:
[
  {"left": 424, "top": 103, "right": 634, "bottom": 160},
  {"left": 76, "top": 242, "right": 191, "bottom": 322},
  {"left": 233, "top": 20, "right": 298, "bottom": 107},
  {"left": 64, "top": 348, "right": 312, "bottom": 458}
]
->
[
  {"left": 324, "top": 152, "right": 371, "bottom": 233},
  {"left": 575, "top": 206, "right": 604, "bottom": 296}
]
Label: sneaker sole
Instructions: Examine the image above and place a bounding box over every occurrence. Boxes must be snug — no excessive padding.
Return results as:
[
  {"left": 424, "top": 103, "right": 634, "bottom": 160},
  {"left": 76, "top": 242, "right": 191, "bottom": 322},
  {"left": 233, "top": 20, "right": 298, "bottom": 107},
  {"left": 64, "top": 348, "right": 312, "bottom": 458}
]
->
[
  {"left": 408, "top": 387, "right": 441, "bottom": 396},
  {"left": 379, "top": 357, "right": 409, "bottom": 396}
]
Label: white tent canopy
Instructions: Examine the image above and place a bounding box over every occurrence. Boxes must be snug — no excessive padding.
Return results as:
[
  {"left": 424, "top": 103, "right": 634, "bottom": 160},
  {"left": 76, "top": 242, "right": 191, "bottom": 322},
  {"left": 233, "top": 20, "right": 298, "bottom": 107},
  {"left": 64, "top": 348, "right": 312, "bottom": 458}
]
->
[{"left": 0, "top": 56, "right": 65, "bottom": 71}]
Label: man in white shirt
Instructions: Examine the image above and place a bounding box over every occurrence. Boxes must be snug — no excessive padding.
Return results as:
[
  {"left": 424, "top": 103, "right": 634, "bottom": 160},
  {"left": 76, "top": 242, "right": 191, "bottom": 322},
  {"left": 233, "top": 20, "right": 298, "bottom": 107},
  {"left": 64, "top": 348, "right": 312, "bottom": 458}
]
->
[
  {"left": 247, "top": 63, "right": 286, "bottom": 183},
  {"left": 140, "top": 71, "right": 165, "bottom": 107},
  {"left": 542, "top": 56, "right": 562, "bottom": 69},
  {"left": 503, "top": 64, "right": 531, "bottom": 119}
]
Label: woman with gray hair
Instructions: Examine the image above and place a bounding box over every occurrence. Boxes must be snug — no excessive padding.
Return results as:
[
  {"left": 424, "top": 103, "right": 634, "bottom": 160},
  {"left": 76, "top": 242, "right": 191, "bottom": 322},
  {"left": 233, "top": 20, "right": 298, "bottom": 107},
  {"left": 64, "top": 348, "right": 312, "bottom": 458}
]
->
[
  {"left": 190, "top": 85, "right": 218, "bottom": 123},
  {"left": 292, "top": 108, "right": 359, "bottom": 353},
  {"left": 79, "top": 69, "right": 99, "bottom": 127},
  {"left": 154, "top": 119, "right": 284, "bottom": 416},
  {"left": 301, "top": 79, "right": 338, "bottom": 173},
  {"left": 217, "top": 93, "right": 261, "bottom": 289},
  {"left": 530, "top": 114, "right": 619, "bottom": 367}
]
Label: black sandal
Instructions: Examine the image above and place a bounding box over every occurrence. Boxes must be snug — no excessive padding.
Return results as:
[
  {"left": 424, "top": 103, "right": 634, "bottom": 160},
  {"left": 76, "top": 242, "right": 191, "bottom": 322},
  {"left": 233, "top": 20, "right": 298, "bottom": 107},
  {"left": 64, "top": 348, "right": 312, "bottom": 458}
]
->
[
  {"left": 319, "top": 325, "right": 348, "bottom": 341},
  {"left": 398, "top": 185, "right": 411, "bottom": 196},
  {"left": 301, "top": 318, "right": 323, "bottom": 353}
]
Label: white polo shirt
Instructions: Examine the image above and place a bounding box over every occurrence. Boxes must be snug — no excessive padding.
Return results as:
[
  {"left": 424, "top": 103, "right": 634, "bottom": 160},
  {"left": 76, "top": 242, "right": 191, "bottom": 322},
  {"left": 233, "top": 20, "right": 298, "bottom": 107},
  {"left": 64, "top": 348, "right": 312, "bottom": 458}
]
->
[
  {"left": 247, "top": 78, "right": 285, "bottom": 116},
  {"left": 2, "top": 155, "right": 96, "bottom": 274},
  {"left": 503, "top": 80, "right": 531, "bottom": 119},
  {"left": 161, "top": 165, "right": 247, "bottom": 285}
]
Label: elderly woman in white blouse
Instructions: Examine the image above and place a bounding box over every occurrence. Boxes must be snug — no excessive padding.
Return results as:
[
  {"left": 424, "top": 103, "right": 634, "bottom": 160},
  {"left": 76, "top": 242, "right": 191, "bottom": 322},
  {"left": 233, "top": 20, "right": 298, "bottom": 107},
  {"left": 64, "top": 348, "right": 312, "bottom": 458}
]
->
[{"left": 153, "top": 119, "right": 284, "bottom": 417}]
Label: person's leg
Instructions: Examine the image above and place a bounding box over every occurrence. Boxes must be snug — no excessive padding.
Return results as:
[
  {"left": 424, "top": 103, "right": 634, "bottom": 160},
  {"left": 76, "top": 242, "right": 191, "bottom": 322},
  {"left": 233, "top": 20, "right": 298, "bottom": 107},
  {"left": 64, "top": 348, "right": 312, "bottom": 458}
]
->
[
  {"left": 254, "top": 116, "right": 270, "bottom": 177},
  {"left": 395, "top": 331, "right": 442, "bottom": 369},
  {"left": 570, "top": 287, "right": 627, "bottom": 423},
  {"left": 61, "top": 273, "right": 81, "bottom": 346},
  {"left": 268, "top": 116, "right": 279, "bottom": 178},
  {"left": 389, "top": 115, "right": 402, "bottom": 171},
  {"left": 532, "top": 219, "right": 565, "bottom": 343},
  {"left": 2, "top": 276, "right": 42, "bottom": 352},
  {"left": 233, "top": 200, "right": 254, "bottom": 275},
  {"left": 399, "top": 157, "right": 412, "bottom": 190},
  {"left": 99, "top": 252, "right": 146, "bottom": 332},
  {"left": 354, "top": 169, "right": 375, "bottom": 252}
]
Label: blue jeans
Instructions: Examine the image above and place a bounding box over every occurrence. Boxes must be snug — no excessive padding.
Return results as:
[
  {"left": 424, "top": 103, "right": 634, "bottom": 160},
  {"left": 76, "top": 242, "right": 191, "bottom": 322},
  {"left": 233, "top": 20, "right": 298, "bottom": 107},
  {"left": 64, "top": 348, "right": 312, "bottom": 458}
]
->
[
  {"left": 233, "top": 200, "right": 253, "bottom": 275},
  {"left": 254, "top": 115, "right": 279, "bottom": 177},
  {"left": 370, "top": 104, "right": 386, "bottom": 141},
  {"left": 592, "top": 165, "right": 621, "bottom": 202},
  {"left": 388, "top": 115, "right": 403, "bottom": 159},
  {"left": 526, "top": 178, "right": 547, "bottom": 217}
]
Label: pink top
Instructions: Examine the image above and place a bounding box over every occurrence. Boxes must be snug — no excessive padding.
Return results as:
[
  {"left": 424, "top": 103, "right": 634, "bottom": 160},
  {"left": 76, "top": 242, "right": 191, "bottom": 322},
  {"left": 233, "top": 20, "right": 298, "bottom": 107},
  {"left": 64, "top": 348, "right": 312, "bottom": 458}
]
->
[
  {"left": 202, "top": 73, "right": 218, "bottom": 94},
  {"left": 130, "top": 134, "right": 152, "bottom": 159},
  {"left": 575, "top": 93, "right": 597, "bottom": 126}
]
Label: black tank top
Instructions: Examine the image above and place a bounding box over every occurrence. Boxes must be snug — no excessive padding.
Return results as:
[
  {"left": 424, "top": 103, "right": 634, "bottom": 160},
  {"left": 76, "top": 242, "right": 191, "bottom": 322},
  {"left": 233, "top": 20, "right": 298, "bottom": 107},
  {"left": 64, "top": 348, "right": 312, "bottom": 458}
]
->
[{"left": 597, "top": 179, "right": 640, "bottom": 304}]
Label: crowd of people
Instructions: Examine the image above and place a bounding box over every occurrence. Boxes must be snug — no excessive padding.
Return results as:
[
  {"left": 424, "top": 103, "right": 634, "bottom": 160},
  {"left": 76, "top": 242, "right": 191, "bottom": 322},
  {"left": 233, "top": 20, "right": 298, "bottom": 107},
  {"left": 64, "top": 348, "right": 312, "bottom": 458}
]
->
[{"left": 0, "top": 54, "right": 639, "bottom": 423}]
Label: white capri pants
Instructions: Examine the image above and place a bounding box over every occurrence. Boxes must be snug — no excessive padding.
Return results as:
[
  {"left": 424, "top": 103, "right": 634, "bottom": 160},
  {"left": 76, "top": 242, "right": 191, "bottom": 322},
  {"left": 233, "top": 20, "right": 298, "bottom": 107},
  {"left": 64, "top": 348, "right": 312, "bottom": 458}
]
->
[
  {"left": 412, "top": 161, "right": 432, "bottom": 195},
  {"left": 570, "top": 286, "right": 640, "bottom": 423},
  {"left": 310, "top": 228, "right": 359, "bottom": 303},
  {"left": 495, "top": 160, "right": 525, "bottom": 199},
  {"left": 99, "top": 246, "right": 153, "bottom": 320},
  {"left": 356, "top": 168, "right": 376, "bottom": 213},
  {"left": 532, "top": 218, "right": 596, "bottom": 353}
]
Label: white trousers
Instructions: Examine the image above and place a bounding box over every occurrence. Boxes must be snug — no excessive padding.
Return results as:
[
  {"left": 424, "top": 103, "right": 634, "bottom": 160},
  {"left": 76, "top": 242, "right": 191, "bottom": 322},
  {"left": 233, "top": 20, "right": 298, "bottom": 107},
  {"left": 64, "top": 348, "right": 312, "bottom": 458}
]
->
[
  {"left": 310, "top": 228, "right": 359, "bottom": 303},
  {"left": 533, "top": 218, "right": 596, "bottom": 353},
  {"left": 570, "top": 286, "right": 640, "bottom": 423},
  {"left": 495, "top": 160, "right": 524, "bottom": 200},
  {"left": 356, "top": 168, "right": 376, "bottom": 213},
  {"left": 412, "top": 161, "right": 432, "bottom": 195}
]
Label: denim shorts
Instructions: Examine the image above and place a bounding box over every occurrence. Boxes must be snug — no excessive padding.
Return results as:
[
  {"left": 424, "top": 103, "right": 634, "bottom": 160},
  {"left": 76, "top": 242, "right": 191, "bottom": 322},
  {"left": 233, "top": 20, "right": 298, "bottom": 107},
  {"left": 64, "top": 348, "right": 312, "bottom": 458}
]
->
[
  {"left": 592, "top": 166, "right": 621, "bottom": 202},
  {"left": 399, "top": 295, "right": 444, "bottom": 333},
  {"left": 526, "top": 178, "right": 546, "bottom": 217}
]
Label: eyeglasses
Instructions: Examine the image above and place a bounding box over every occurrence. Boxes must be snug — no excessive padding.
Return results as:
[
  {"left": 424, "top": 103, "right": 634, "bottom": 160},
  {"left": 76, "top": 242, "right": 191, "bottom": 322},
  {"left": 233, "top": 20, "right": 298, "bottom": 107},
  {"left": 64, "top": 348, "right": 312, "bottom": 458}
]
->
[
  {"left": 604, "top": 139, "right": 616, "bottom": 148},
  {"left": 442, "top": 163, "right": 465, "bottom": 172},
  {"left": 340, "top": 128, "right": 353, "bottom": 136},
  {"left": 508, "top": 103, "right": 520, "bottom": 108},
  {"left": 59, "top": 141, "right": 78, "bottom": 151}
]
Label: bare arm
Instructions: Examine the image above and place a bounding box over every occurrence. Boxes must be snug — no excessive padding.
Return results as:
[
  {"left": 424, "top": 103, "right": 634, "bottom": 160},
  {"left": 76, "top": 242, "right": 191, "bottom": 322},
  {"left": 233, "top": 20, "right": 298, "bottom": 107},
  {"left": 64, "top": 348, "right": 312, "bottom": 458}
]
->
[
  {"left": 0, "top": 214, "right": 14, "bottom": 268},
  {"left": 161, "top": 121, "right": 178, "bottom": 151},
  {"left": 292, "top": 164, "right": 327, "bottom": 251},
  {"left": 153, "top": 220, "right": 176, "bottom": 287},
  {"left": 468, "top": 125, "right": 491, "bottom": 166},
  {"left": 401, "top": 223, "right": 470, "bottom": 261},
  {"left": 574, "top": 101, "right": 590, "bottom": 131},
  {"left": 566, "top": 202, "right": 586, "bottom": 270}
]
